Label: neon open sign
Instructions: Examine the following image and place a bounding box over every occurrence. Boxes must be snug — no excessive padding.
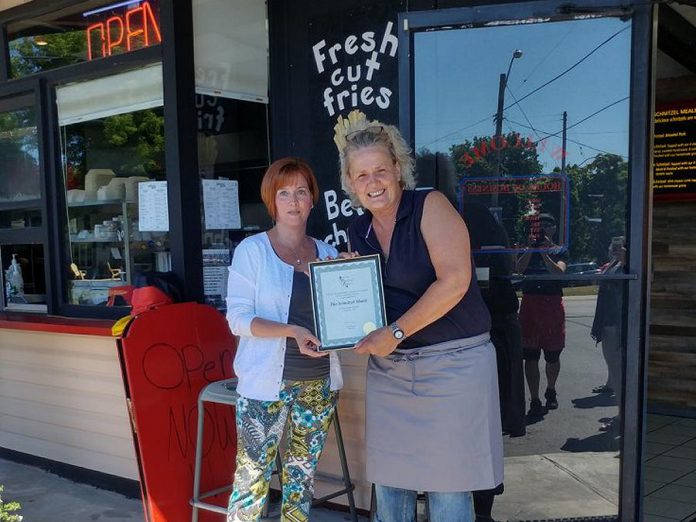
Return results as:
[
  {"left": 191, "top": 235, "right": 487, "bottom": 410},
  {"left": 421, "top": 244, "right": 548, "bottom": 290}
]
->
[{"left": 85, "top": 1, "right": 161, "bottom": 60}]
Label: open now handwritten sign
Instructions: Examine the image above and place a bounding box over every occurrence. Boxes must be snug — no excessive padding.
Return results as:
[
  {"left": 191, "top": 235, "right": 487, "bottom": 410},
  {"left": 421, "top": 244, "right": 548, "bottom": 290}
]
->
[{"left": 117, "top": 302, "right": 237, "bottom": 522}]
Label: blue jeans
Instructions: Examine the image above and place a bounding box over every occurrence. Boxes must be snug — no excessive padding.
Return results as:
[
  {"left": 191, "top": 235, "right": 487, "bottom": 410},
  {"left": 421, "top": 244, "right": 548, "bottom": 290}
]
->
[{"left": 374, "top": 484, "right": 475, "bottom": 522}]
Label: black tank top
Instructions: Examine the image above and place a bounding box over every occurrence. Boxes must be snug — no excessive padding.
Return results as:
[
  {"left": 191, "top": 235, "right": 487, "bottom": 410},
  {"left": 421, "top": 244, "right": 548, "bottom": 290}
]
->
[{"left": 348, "top": 190, "right": 491, "bottom": 350}]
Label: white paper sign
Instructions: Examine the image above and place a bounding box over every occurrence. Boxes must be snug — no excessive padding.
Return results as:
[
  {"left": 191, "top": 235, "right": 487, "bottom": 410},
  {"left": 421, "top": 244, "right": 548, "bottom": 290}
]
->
[
  {"left": 138, "top": 181, "right": 169, "bottom": 232},
  {"left": 203, "top": 179, "right": 241, "bottom": 230},
  {"left": 202, "top": 248, "right": 231, "bottom": 297}
]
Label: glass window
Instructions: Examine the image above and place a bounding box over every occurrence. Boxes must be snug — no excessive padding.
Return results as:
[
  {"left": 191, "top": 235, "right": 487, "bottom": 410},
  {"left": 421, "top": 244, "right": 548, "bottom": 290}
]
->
[
  {"left": 0, "top": 95, "right": 47, "bottom": 312},
  {"left": 7, "top": 0, "right": 161, "bottom": 78},
  {"left": 1, "top": 244, "right": 46, "bottom": 310},
  {"left": 0, "top": 100, "right": 40, "bottom": 204},
  {"left": 197, "top": 94, "right": 270, "bottom": 310},
  {"left": 414, "top": 15, "right": 631, "bottom": 521},
  {"left": 56, "top": 65, "right": 167, "bottom": 308},
  {"left": 193, "top": 0, "right": 268, "bottom": 102},
  {"left": 193, "top": 0, "right": 270, "bottom": 311}
]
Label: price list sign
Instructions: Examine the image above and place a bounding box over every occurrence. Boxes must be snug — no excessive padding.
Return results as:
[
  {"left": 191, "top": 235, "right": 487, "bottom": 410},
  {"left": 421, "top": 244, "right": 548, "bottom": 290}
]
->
[{"left": 654, "top": 100, "right": 696, "bottom": 200}]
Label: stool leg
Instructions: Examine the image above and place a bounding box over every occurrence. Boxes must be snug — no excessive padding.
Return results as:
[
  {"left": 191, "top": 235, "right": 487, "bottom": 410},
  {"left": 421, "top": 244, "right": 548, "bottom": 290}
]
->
[
  {"left": 370, "top": 483, "right": 376, "bottom": 522},
  {"left": 333, "top": 409, "right": 358, "bottom": 522},
  {"left": 191, "top": 397, "right": 206, "bottom": 522}
]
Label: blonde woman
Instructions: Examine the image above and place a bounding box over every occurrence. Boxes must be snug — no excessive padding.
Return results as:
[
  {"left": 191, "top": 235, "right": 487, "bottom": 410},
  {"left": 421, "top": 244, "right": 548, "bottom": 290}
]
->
[{"left": 335, "top": 117, "right": 503, "bottom": 522}]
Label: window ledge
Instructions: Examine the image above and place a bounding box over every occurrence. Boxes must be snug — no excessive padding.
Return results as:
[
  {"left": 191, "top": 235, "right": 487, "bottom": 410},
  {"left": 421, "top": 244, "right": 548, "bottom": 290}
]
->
[{"left": 0, "top": 312, "right": 115, "bottom": 336}]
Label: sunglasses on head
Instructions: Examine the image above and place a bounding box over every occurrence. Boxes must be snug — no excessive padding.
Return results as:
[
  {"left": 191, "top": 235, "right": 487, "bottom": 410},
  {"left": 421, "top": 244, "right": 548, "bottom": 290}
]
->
[{"left": 345, "top": 125, "right": 385, "bottom": 142}]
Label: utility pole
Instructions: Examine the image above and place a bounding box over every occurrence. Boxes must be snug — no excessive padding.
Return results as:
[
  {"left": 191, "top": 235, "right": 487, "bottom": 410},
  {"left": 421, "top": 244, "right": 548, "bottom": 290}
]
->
[
  {"left": 494, "top": 73, "right": 506, "bottom": 178},
  {"left": 559, "top": 111, "right": 568, "bottom": 247},
  {"left": 561, "top": 111, "right": 567, "bottom": 175}
]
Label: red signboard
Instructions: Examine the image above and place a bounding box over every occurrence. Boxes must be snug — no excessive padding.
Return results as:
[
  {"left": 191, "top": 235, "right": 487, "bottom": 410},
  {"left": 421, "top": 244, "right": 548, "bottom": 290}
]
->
[
  {"left": 459, "top": 174, "right": 570, "bottom": 254},
  {"left": 86, "top": 1, "right": 162, "bottom": 60},
  {"left": 117, "top": 302, "right": 237, "bottom": 522}
]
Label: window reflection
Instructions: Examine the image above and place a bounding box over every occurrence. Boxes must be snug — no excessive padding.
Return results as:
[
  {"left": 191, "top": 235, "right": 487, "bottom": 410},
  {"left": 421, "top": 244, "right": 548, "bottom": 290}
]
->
[
  {"left": 59, "top": 101, "right": 167, "bottom": 307},
  {"left": 0, "top": 105, "right": 40, "bottom": 202},
  {"left": 414, "top": 15, "right": 631, "bottom": 521},
  {"left": 1, "top": 244, "right": 46, "bottom": 309},
  {"left": 7, "top": 0, "right": 161, "bottom": 78},
  {"left": 197, "top": 94, "right": 270, "bottom": 310}
]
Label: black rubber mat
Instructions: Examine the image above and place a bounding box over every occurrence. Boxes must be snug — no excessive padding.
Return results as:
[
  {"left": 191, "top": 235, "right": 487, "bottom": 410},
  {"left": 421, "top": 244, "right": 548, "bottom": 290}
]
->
[{"left": 509, "top": 515, "right": 618, "bottom": 522}]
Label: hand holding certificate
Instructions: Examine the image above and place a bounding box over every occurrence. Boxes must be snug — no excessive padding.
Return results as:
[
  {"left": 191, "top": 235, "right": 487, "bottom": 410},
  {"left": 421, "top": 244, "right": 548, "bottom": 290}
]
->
[{"left": 309, "top": 254, "right": 387, "bottom": 350}]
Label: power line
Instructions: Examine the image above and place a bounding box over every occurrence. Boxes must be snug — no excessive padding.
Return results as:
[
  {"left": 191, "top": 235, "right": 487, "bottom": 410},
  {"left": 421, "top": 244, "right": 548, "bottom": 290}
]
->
[
  {"left": 419, "top": 113, "right": 494, "bottom": 149},
  {"left": 506, "top": 85, "right": 542, "bottom": 140},
  {"left": 518, "top": 96, "right": 629, "bottom": 146},
  {"left": 506, "top": 117, "right": 626, "bottom": 157},
  {"left": 514, "top": 24, "right": 576, "bottom": 94},
  {"left": 503, "top": 25, "right": 630, "bottom": 113},
  {"left": 420, "top": 25, "right": 630, "bottom": 149},
  {"left": 565, "top": 97, "right": 629, "bottom": 131}
]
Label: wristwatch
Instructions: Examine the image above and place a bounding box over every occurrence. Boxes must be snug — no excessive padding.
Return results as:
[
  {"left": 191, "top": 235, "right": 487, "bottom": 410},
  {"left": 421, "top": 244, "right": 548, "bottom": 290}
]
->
[{"left": 389, "top": 322, "right": 405, "bottom": 341}]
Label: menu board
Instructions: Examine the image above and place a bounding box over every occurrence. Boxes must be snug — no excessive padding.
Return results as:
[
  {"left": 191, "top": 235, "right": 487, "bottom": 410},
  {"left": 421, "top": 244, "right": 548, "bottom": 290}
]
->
[
  {"left": 138, "top": 181, "right": 169, "bottom": 231},
  {"left": 654, "top": 100, "right": 696, "bottom": 200},
  {"left": 202, "top": 179, "right": 241, "bottom": 230}
]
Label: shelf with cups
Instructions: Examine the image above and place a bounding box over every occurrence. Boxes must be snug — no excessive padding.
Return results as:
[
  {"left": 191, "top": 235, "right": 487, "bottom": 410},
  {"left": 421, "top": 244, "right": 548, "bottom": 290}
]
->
[{"left": 66, "top": 200, "right": 133, "bottom": 306}]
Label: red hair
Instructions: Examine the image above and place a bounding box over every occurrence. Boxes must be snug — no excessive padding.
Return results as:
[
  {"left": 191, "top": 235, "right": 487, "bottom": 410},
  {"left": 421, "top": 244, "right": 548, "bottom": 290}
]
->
[{"left": 260, "top": 157, "right": 319, "bottom": 220}]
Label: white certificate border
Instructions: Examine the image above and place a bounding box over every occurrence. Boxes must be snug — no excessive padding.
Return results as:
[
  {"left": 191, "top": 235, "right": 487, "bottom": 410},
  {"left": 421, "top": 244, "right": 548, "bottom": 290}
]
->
[{"left": 309, "top": 254, "right": 387, "bottom": 350}]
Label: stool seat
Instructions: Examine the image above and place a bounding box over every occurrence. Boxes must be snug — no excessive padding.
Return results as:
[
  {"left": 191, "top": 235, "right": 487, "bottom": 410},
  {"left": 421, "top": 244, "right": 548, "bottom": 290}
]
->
[
  {"left": 199, "top": 377, "right": 239, "bottom": 405},
  {"left": 190, "top": 377, "right": 357, "bottom": 522}
]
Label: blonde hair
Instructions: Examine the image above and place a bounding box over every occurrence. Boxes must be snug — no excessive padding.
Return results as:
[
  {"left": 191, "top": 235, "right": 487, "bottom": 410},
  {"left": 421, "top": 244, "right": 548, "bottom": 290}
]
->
[{"left": 334, "top": 111, "right": 416, "bottom": 207}]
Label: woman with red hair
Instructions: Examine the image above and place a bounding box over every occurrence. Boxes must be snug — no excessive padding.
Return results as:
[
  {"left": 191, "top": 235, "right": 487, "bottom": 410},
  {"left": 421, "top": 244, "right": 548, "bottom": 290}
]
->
[{"left": 225, "top": 157, "right": 343, "bottom": 522}]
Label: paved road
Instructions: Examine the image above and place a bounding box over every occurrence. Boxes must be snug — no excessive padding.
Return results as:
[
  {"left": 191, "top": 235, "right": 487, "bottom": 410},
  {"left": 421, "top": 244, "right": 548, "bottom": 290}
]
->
[{"left": 504, "top": 295, "right": 622, "bottom": 457}]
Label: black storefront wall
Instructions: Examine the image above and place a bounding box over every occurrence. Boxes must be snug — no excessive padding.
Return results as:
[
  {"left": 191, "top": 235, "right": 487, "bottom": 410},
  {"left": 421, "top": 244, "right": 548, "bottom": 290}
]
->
[
  {"left": 268, "top": 0, "right": 655, "bottom": 520},
  {"left": 269, "top": 0, "right": 408, "bottom": 247}
]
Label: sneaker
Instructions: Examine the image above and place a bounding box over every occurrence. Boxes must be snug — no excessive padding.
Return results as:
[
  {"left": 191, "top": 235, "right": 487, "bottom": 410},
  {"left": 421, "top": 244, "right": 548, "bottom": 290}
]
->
[
  {"left": 545, "top": 388, "right": 558, "bottom": 410},
  {"left": 527, "top": 398, "right": 544, "bottom": 418}
]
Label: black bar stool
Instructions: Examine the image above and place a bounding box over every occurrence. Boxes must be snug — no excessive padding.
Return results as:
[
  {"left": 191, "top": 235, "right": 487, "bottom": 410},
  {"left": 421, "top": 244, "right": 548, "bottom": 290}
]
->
[{"left": 190, "top": 377, "right": 358, "bottom": 521}]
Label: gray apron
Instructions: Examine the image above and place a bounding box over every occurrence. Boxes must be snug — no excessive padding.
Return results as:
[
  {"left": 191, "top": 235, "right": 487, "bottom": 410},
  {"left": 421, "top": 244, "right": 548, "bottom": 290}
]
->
[{"left": 365, "top": 333, "right": 504, "bottom": 492}]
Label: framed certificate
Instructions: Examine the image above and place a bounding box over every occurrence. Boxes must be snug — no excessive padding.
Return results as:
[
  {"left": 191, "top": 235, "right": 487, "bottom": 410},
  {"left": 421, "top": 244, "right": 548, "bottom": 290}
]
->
[{"left": 309, "top": 254, "right": 387, "bottom": 350}]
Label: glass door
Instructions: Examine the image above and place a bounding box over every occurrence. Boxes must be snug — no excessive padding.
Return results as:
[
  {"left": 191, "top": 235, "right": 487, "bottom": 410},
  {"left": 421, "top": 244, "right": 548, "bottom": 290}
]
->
[{"left": 400, "top": 2, "right": 652, "bottom": 521}]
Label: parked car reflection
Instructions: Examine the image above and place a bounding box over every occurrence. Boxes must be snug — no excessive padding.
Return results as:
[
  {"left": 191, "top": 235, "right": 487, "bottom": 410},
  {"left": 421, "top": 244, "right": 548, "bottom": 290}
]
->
[
  {"left": 510, "top": 261, "right": 600, "bottom": 290},
  {"left": 564, "top": 262, "right": 601, "bottom": 287}
]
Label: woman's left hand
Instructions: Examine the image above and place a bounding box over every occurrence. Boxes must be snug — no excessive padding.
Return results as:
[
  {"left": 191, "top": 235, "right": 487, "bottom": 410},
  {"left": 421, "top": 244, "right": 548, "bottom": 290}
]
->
[{"left": 354, "top": 326, "right": 400, "bottom": 357}]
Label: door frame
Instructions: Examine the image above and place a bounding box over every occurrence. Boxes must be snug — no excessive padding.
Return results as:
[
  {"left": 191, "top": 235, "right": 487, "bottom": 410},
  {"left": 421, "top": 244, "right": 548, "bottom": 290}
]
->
[{"left": 397, "top": 2, "right": 655, "bottom": 519}]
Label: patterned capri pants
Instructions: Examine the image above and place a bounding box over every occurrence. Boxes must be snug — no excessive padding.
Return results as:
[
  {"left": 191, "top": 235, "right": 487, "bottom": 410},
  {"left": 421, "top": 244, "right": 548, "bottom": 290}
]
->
[{"left": 227, "top": 378, "right": 337, "bottom": 522}]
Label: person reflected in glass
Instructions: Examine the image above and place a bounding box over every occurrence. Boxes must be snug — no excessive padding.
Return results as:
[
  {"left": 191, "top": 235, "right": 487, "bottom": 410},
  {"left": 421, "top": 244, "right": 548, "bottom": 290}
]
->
[
  {"left": 225, "top": 157, "right": 343, "bottom": 522},
  {"left": 591, "top": 236, "right": 626, "bottom": 433},
  {"left": 337, "top": 120, "right": 503, "bottom": 522},
  {"left": 461, "top": 202, "right": 525, "bottom": 521},
  {"left": 515, "top": 213, "right": 568, "bottom": 419}
]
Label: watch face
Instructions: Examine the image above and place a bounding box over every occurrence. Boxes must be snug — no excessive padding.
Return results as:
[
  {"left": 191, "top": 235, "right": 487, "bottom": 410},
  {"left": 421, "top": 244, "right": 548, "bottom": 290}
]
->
[{"left": 390, "top": 323, "right": 404, "bottom": 339}]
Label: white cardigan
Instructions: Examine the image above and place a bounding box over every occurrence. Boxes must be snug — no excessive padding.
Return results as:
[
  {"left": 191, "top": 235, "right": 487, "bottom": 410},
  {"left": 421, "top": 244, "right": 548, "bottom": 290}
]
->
[{"left": 226, "top": 232, "right": 343, "bottom": 401}]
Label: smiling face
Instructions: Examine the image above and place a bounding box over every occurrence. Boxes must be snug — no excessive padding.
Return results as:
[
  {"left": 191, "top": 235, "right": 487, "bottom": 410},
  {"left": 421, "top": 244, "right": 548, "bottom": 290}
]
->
[
  {"left": 274, "top": 174, "right": 313, "bottom": 227},
  {"left": 346, "top": 145, "right": 402, "bottom": 214}
]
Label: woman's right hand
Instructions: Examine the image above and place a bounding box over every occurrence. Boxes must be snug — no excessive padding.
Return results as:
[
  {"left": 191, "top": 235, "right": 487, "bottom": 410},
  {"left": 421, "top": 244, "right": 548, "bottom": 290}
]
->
[{"left": 290, "top": 325, "right": 328, "bottom": 358}]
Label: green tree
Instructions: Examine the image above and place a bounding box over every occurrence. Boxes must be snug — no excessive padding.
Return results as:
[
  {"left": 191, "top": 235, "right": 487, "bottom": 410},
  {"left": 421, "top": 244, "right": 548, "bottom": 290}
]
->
[
  {"left": 9, "top": 32, "right": 85, "bottom": 77},
  {"left": 0, "top": 485, "right": 22, "bottom": 522},
  {"left": 448, "top": 132, "right": 545, "bottom": 246},
  {"left": 449, "top": 131, "right": 543, "bottom": 179},
  {"left": 567, "top": 154, "right": 627, "bottom": 263},
  {"left": 65, "top": 108, "right": 165, "bottom": 185}
]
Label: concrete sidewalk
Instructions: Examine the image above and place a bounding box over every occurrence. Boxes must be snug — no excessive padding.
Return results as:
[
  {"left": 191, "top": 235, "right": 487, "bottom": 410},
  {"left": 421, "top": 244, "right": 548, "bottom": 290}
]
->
[{"left": 1, "top": 452, "right": 618, "bottom": 521}]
